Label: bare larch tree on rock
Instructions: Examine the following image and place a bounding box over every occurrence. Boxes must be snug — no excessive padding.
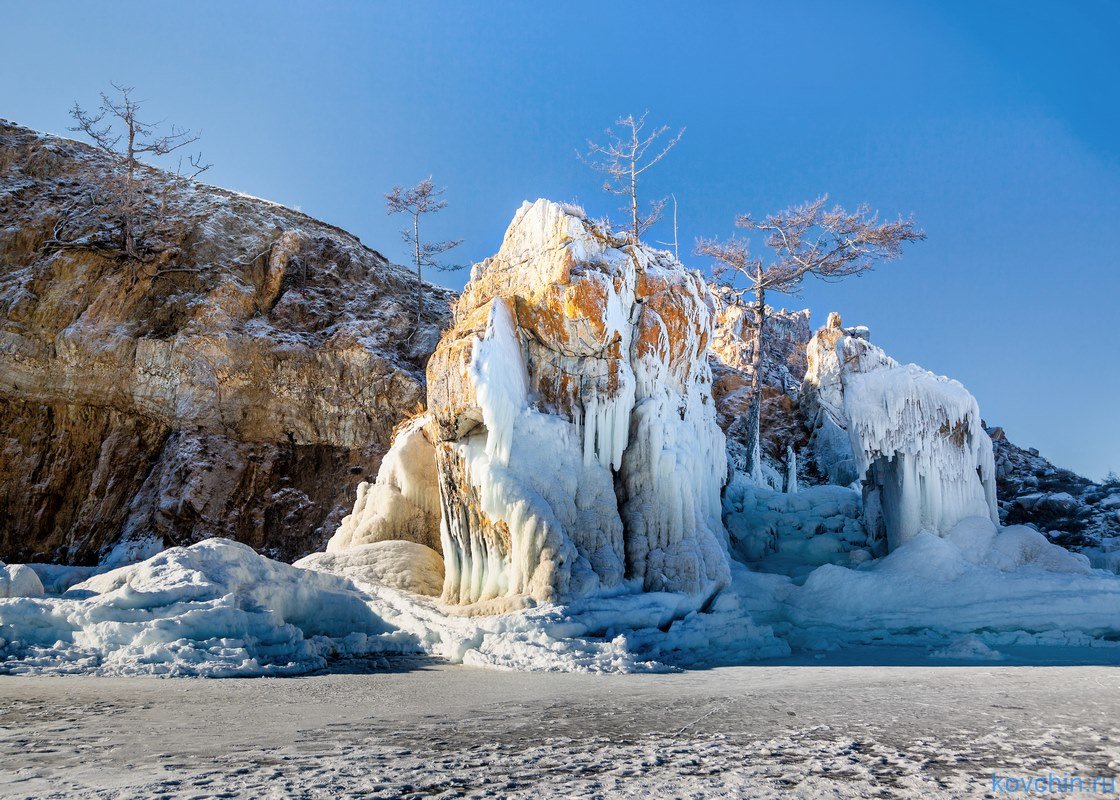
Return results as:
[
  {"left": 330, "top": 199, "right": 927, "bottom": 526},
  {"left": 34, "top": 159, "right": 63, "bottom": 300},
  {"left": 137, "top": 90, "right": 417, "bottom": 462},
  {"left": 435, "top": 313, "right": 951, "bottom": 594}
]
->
[
  {"left": 65, "top": 83, "right": 210, "bottom": 265},
  {"left": 385, "top": 178, "right": 462, "bottom": 324},
  {"left": 579, "top": 112, "right": 683, "bottom": 246},
  {"left": 697, "top": 195, "right": 924, "bottom": 482}
]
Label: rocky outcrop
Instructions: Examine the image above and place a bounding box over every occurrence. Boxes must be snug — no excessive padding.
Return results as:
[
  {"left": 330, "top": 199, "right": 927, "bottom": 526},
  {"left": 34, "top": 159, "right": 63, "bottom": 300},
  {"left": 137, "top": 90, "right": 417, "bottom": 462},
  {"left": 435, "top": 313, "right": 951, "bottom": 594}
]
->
[
  {"left": 421, "top": 200, "right": 729, "bottom": 609},
  {"left": 0, "top": 120, "right": 453, "bottom": 564},
  {"left": 801, "top": 313, "right": 998, "bottom": 551},
  {"left": 708, "top": 300, "right": 812, "bottom": 481},
  {"left": 988, "top": 426, "right": 1120, "bottom": 553},
  {"left": 709, "top": 293, "right": 811, "bottom": 396}
]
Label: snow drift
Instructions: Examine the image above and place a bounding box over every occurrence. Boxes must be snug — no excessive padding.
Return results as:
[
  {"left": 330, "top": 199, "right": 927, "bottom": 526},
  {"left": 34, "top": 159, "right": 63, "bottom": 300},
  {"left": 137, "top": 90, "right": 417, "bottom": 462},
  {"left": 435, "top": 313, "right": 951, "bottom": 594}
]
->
[{"left": 0, "top": 539, "right": 419, "bottom": 676}]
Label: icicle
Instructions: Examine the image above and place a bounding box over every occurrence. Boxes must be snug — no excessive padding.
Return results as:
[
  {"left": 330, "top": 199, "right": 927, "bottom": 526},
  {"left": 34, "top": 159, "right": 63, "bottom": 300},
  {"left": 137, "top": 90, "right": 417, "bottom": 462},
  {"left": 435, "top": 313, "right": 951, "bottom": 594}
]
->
[
  {"left": 784, "top": 445, "right": 798, "bottom": 494},
  {"left": 833, "top": 336, "right": 999, "bottom": 550},
  {"left": 469, "top": 298, "right": 528, "bottom": 467}
]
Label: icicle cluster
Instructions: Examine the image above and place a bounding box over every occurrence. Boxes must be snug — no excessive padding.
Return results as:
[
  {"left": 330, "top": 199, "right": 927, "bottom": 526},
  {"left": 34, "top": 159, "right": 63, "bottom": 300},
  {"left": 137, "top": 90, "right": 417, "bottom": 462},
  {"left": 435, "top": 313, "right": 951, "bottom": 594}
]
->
[
  {"left": 425, "top": 199, "right": 730, "bottom": 608},
  {"left": 801, "top": 314, "right": 998, "bottom": 551}
]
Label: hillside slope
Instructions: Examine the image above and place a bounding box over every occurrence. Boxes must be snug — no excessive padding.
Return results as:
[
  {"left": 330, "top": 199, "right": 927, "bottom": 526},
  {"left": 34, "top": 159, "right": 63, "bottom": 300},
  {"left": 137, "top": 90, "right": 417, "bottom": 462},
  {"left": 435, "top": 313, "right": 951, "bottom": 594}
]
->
[{"left": 0, "top": 120, "right": 453, "bottom": 564}]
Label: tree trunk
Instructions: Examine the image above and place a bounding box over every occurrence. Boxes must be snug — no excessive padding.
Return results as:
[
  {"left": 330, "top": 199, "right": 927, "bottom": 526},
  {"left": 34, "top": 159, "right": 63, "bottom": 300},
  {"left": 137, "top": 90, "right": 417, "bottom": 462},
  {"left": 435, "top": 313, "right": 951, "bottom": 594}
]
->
[
  {"left": 744, "top": 285, "right": 767, "bottom": 483},
  {"left": 630, "top": 154, "right": 639, "bottom": 245},
  {"left": 413, "top": 213, "right": 423, "bottom": 324}
]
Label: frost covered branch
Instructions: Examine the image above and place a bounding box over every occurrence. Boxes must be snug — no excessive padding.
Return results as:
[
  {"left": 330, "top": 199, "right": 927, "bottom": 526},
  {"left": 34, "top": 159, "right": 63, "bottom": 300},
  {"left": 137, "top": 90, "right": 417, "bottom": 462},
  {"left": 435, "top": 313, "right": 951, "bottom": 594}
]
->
[{"left": 697, "top": 197, "right": 924, "bottom": 482}]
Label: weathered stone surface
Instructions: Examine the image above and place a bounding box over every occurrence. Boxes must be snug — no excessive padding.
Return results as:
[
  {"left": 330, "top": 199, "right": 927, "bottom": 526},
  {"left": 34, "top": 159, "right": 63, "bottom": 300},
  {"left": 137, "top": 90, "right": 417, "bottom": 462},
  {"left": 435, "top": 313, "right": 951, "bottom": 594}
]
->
[
  {"left": 0, "top": 120, "right": 452, "bottom": 564},
  {"left": 708, "top": 298, "right": 812, "bottom": 480},
  {"left": 423, "top": 200, "right": 729, "bottom": 608}
]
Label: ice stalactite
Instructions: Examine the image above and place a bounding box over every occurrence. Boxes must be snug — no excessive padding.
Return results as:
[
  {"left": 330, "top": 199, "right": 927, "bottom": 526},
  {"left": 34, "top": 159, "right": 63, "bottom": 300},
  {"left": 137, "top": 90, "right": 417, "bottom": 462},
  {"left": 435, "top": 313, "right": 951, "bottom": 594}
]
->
[
  {"left": 468, "top": 299, "right": 529, "bottom": 467},
  {"left": 801, "top": 313, "right": 999, "bottom": 552},
  {"left": 784, "top": 446, "right": 798, "bottom": 494},
  {"left": 618, "top": 252, "right": 730, "bottom": 597}
]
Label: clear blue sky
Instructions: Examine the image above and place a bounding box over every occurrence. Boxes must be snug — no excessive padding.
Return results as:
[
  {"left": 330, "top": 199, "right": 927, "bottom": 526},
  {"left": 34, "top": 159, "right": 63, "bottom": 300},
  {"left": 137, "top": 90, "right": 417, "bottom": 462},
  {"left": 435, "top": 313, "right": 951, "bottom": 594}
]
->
[{"left": 5, "top": 1, "right": 1118, "bottom": 479}]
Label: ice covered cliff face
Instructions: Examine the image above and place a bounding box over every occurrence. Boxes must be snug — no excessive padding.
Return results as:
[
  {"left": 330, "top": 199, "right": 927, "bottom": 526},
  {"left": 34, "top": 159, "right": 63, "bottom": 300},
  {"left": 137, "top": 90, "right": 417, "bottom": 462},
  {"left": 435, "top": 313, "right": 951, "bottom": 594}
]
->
[
  {"left": 802, "top": 313, "right": 998, "bottom": 551},
  {"left": 424, "top": 199, "right": 730, "bottom": 609}
]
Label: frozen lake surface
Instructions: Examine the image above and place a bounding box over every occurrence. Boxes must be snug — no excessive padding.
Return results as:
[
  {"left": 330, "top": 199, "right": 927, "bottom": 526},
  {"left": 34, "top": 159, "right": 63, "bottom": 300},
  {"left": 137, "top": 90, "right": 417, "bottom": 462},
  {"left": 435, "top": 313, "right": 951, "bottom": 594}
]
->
[{"left": 2, "top": 658, "right": 1118, "bottom": 798}]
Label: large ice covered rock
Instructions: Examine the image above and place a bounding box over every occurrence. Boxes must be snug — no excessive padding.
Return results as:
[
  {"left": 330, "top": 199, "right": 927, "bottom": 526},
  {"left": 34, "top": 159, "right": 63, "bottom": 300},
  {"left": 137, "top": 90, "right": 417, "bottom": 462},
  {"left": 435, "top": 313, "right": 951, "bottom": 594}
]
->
[
  {"left": 425, "top": 199, "right": 729, "bottom": 608},
  {"left": 802, "top": 313, "right": 998, "bottom": 551}
]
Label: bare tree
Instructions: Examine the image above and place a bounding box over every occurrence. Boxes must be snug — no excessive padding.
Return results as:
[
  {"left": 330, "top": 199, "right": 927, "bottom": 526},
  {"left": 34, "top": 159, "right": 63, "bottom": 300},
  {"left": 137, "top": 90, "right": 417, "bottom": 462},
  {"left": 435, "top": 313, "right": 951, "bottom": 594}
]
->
[
  {"left": 697, "top": 195, "right": 924, "bottom": 481},
  {"left": 579, "top": 112, "right": 684, "bottom": 246},
  {"left": 385, "top": 178, "right": 463, "bottom": 323},
  {"left": 66, "top": 83, "right": 210, "bottom": 261}
]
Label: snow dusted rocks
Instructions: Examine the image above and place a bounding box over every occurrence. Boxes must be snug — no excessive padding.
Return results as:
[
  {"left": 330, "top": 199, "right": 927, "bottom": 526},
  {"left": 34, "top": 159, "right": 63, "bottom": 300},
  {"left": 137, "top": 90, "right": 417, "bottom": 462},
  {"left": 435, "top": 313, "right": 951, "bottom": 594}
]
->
[
  {"left": 425, "top": 200, "right": 729, "bottom": 608},
  {"left": 802, "top": 313, "right": 998, "bottom": 551},
  {"left": 0, "top": 120, "right": 453, "bottom": 565}
]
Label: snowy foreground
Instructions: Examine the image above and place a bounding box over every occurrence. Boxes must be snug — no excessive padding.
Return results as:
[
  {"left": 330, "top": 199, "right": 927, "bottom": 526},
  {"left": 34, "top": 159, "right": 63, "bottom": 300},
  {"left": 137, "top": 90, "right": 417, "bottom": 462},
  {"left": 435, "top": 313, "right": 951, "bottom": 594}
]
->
[
  {"left": 2, "top": 519, "right": 1120, "bottom": 676},
  {"left": 2, "top": 664, "right": 1119, "bottom": 799}
]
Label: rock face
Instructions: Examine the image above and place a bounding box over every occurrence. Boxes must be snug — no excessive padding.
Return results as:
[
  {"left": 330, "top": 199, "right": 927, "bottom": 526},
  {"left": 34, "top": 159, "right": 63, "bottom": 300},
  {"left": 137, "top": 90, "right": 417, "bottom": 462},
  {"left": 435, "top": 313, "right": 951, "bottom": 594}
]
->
[
  {"left": 423, "top": 200, "right": 729, "bottom": 608},
  {"left": 988, "top": 426, "right": 1120, "bottom": 553},
  {"left": 0, "top": 120, "right": 452, "bottom": 564},
  {"left": 801, "top": 313, "right": 998, "bottom": 551},
  {"left": 709, "top": 294, "right": 811, "bottom": 396},
  {"left": 708, "top": 299, "right": 812, "bottom": 481}
]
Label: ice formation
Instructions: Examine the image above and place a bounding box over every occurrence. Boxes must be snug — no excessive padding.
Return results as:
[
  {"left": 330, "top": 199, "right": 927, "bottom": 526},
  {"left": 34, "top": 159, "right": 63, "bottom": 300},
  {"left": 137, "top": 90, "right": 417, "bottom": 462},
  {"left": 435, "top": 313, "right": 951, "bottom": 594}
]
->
[
  {"left": 0, "top": 539, "right": 419, "bottom": 676},
  {"left": 328, "top": 414, "right": 442, "bottom": 553},
  {"left": 802, "top": 313, "right": 998, "bottom": 551},
  {"left": 0, "top": 562, "right": 43, "bottom": 598},
  {"left": 722, "top": 472, "right": 869, "bottom": 576},
  {"left": 296, "top": 540, "right": 444, "bottom": 597},
  {"left": 772, "top": 516, "right": 1116, "bottom": 652},
  {"left": 3, "top": 520, "right": 1120, "bottom": 676},
  {"left": 424, "top": 199, "right": 729, "bottom": 608}
]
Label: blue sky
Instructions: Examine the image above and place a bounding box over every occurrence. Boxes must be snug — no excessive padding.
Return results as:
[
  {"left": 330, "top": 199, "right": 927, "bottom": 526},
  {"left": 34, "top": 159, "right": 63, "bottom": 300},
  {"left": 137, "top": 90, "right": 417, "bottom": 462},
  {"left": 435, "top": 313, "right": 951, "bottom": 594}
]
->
[{"left": 5, "top": 1, "right": 1118, "bottom": 479}]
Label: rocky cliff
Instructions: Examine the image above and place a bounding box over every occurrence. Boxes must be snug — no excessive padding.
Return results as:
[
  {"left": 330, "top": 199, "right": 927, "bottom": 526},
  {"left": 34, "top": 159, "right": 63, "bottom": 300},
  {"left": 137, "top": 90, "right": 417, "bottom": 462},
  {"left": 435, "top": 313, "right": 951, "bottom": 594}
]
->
[{"left": 0, "top": 120, "right": 452, "bottom": 564}]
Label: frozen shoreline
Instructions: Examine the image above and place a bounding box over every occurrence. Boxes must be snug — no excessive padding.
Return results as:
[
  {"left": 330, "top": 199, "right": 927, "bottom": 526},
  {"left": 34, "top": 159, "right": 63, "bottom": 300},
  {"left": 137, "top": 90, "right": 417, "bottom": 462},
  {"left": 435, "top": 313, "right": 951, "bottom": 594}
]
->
[{"left": 2, "top": 661, "right": 1118, "bottom": 798}]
